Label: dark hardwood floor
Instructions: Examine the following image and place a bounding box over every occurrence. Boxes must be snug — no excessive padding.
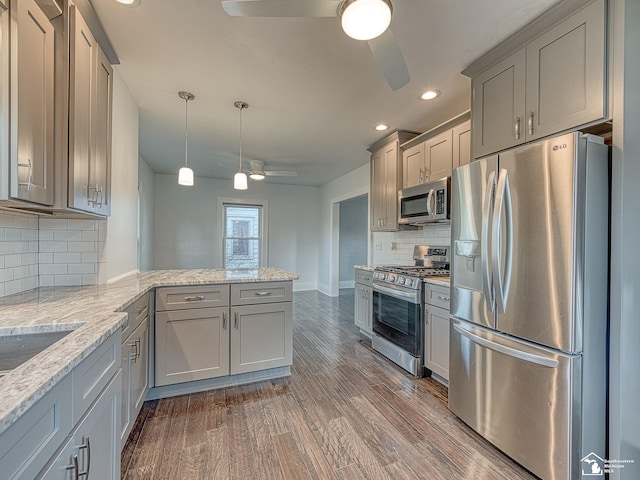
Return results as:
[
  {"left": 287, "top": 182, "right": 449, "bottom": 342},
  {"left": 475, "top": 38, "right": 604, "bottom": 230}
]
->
[{"left": 121, "top": 289, "right": 537, "bottom": 480}]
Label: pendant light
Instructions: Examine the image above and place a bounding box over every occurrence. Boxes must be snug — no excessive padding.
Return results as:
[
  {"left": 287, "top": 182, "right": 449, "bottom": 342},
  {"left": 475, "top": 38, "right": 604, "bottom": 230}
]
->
[
  {"left": 178, "top": 91, "right": 195, "bottom": 186},
  {"left": 233, "top": 101, "right": 249, "bottom": 190},
  {"left": 340, "top": 0, "right": 392, "bottom": 41}
]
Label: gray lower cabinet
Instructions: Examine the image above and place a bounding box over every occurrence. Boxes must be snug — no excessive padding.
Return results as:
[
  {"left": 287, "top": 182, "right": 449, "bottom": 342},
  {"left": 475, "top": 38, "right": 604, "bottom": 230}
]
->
[
  {"left": 40, "top": 370, "right": 121, "bottom": 480},
  {"left": 120, "top": 316, "right": 149, "bottom": 445},
  {"left": 353, "top": 269, "right": 373, "bottom": 336},
  {"left": 230, "top": 303, "right": 292, "bottom": 375},
  {"left": 424, "top": 283, "right": 451, "bottom": 382},
  {"left": 155, "top": 306, "right": 230, "bottom": 386}
]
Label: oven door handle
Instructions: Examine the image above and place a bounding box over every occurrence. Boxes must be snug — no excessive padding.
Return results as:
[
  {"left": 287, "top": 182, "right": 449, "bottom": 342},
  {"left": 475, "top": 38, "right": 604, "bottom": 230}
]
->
[{"left": 373, "top": 283, "right": 420, "bottom": 304}]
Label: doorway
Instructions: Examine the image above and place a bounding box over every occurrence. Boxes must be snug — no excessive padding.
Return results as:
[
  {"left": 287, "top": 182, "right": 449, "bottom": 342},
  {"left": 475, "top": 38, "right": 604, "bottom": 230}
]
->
[{"left": 338, "top": 195, "right": 368, "bottom": 289}]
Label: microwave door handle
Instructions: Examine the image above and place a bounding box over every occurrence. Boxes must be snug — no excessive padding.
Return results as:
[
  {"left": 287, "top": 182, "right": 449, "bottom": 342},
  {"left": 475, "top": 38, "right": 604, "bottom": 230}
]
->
[
  {"left": 482, "top": 171, "right": 496, "bottom": 311},
  {"left": 426, "top": 188, "right": 434, "bottom": 217}
]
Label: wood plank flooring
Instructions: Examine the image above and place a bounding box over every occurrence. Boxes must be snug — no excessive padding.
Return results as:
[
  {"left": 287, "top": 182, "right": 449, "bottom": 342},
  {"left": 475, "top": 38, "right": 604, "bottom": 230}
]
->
[{"left": 121, "top": 289, "right": 537, "bottom": 480}]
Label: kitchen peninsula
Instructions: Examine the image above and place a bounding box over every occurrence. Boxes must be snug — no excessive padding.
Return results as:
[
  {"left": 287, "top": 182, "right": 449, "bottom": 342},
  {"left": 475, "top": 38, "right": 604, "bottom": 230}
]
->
[{"left": 0, "top": 267, "right": 297, "bottom": 479}]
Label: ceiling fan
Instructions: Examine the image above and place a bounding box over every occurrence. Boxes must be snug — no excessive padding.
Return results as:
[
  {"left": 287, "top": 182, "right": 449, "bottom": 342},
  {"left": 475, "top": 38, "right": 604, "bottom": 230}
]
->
[
  {"left": 247, "top": 160, "right": 298, "bottom": 180},
  {"left": 220, "top": 0, "right": 410, "bottom": 90}
]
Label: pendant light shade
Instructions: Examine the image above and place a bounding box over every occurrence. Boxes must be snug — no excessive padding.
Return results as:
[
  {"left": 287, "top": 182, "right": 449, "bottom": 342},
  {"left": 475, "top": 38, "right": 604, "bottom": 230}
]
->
[
  {"left": 340, "top": 0, "right": 392, "bottom": 41},
  {"left": 233, "top": 101, "right": 249, "bottom": 190},
  {"left": 177, "top": 91, "right": 195, "bottom": 186}
]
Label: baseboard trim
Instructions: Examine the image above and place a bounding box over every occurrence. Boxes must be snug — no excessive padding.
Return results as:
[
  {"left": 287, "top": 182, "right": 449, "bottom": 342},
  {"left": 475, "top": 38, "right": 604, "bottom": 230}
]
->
[{"left": 339, "top": 280, "right": 355, "bottom": 289}]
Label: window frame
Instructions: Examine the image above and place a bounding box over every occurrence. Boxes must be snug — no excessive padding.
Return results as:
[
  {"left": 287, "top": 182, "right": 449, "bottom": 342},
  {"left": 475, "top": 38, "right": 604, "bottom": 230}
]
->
[{"left": 217, "top": 197, "right": 269, "bottom": 269}]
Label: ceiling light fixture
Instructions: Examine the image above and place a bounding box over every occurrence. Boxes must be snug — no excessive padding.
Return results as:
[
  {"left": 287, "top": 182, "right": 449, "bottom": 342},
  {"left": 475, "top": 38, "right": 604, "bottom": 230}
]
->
[
  {"left": 177, "top": 91, "right": 195, "bottom": 186},
  {"left": 233, "top": 101, "right": 249, "bottom": 190},
  {"left": 340, "top": 0, "right": 392, "bottom": 41},
  {"left": 375, "top": 124, "right": 389, "bottom": 131},
  {"left": 421, "top": 89, "right": 440, "bottom": 100},
  {"left": 114, "top": 0, "right": 141, "bottom": 6}
]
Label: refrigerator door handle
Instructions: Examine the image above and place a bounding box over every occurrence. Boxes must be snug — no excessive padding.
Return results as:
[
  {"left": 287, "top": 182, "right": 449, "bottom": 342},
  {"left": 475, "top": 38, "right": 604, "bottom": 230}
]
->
[
  {"left": 492, "top": 169, "right": 514, "bottom": 314},
  {"left": 482, "top": 171, "right": 496, "bottom": 311},
  {"left": 453, "top": 323, "right": 559, "bottom": 368}
]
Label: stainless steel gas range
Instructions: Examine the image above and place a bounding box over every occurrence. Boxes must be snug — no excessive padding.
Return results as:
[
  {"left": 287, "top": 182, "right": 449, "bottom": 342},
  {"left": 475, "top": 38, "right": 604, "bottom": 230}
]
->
[{"left": 371, "top": 245, "right": 450, "bottom": 377}]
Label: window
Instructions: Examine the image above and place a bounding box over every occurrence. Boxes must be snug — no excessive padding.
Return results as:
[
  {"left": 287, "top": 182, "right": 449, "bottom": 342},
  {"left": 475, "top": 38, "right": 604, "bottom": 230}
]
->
[{"left": 222, "top": 202, "right": 266, "bottom": 270}]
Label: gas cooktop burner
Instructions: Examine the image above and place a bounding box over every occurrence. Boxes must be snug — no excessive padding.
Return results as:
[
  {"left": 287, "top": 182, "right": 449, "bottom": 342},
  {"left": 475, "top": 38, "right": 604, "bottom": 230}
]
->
[{"left": 375, "top": 265, "right": 450, "bottom": 278}]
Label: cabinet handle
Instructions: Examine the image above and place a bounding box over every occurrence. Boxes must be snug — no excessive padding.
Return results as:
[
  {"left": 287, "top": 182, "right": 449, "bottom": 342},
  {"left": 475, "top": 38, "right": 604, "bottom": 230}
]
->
[
  {"left": 68, "top": 454, "right": 80, "bottom": 480},
  {"left": 129, "top": 341, "right": 138, "bottom": 362},
  {"left": 78, "top": 437, "right": 91, "bottom": 478},
  {"left": 184, "top": 295, "right": 205, "bottom": 302},
  {"left": 254, "top": 291, "right": 272, "bottom": 296},
  {"left": 222, "top": 311, "right": 227, "bottom": 330},
  {"left": 514, "top": 117, "right": 521, "bottom": 140},
  {"left": 419, "top": 167, "right": 424, "bottom": 183},
  {"left": 137, "top": 305, "right": 146, "bottom": 314},
  {"left": 17, "top": 158, "right": 32, "bottom": 190},
  {"left": 136, "top": 338, "right": 141, "bottom": 362},
  {"left": 234, "top": 312, "right": 239, "bottom": 329},
  {"left": 528, "top": 112, "right": 534, "bottom": 135},
  {"left": 436, "top": 295, "right": 450, "bottom": 301}
]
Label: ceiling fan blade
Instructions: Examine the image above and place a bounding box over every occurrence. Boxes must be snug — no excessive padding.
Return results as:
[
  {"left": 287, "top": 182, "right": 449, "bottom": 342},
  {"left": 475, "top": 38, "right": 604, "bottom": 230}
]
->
[
  {"left": 265, "top": 170, "right": 298, "bottom": 176},
  {"left": 221, "top": 0, "right": 340, "bottom": 17},
  {"left": 367, "top": 29, "right": 410, "bottom": 91}
]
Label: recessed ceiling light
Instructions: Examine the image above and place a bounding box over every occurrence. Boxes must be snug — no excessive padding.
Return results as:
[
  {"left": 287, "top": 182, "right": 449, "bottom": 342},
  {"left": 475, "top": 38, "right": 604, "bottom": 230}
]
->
[
  {"left": 114, "top": 0, "right": 141, "bottom": 6},
  {"left": 375, "top": 124, "right": 389, "bottom": 131},
  {"left": 421, "top": 89, "right": 440, "bottom": 101}
]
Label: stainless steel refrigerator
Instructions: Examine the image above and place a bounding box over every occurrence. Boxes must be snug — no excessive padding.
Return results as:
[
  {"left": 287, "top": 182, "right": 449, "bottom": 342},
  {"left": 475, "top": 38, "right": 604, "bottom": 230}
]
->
[{"left": 449, "top": 132, "right": 608, "bottom": 480}]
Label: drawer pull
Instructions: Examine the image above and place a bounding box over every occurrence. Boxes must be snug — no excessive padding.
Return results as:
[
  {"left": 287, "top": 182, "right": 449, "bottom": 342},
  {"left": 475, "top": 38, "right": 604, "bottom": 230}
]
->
[
  {"left": 137, "top": 305, "right": 146, "bottom": 313},
  {"left": 78, "top": 437, "right": 91, "bottom": 478},
  {"left": 68, "top": 455, "right": 80, "bottom": 480},
  {"left": 184, "top": 295, "right": 205, "bottom": 302},
  {"left": 436, "top": 295, "right": 450, "bottom": 301},
  {"left": 254, "top": 291, "right": 272, "bottom": 296},
  {"left": 222, "top": 312, "right": 227, "bottom": 330}
]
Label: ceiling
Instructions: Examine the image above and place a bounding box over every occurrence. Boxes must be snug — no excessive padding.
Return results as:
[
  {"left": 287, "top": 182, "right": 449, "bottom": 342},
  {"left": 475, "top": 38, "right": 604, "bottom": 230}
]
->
[{"left": 90, "top": 0, "right": 559, "bottom": 187}]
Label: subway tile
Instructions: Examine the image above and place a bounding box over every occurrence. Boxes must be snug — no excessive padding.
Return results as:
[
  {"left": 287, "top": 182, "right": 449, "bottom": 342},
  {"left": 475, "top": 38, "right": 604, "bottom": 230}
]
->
[
  {"left": 22, "top": 276, "right": 38, "bottom": 291},
  {"left": 13, "top": 266, "right": 29, "bottom": 280},
  {"left": 67, "top": 219, "right": 97, "bottom": 231},
  {"left": 21, "top": 253, "right": 37, "bottom": 265},
  {"left": 29, "top": 241, "right": 38, "bottom": 253},
  {"left": 82, "top": 274, "right": 98, "bottom": 285},
  {"left": 4, "top": 279, "right": 23, "bottom": 296},
  {"left": 0, "top": 213, "right": 14, "bottom": 228},
  {"left": 54, "top": 274, "right": 82, "bottom": 286},
  {"left": 81, "top": 230, "right": 99, "bottom": 242},
  {"left": 0, "top": 284, "right": 4, "bottom": 297},
  {"left": 38, "top": 230, "right": 53, "bottom": 241},
  {"left": 0, "top": 243, "right": 12, "bottom": 255},
  {"left": 0, "top": 268, "right": 14, "bottom": 282},
  {"left": 12, "top": 215, "right": 31, "bottom": 229},
  {"left": 40, "top": 241, "right": 68, "bottom": 253},
  {"left": 29, "top": 264, "right": 38, "bottom": 276},
  {"left": 39, "top": 218, "right": 68, "bottom": 230},
  {"left": 13, "top": 242, "right": 28, "bottom": 254},
  {"left": 29, "top": 217, "right": 38, "bottom": 229},
  {"left": 53, "top": 252, "right": 82, "bottom": 264},
  {"left": 68, "top": 263, "right": 95, "bottom": 274},
  {"left": 4, "top": 254, "right": 22, "bottom": 268},
  {"left": 54, "top": 230, "right": 82, "bottom": 242},
  {"left": 67, "top": 241, "right": 95, "bottom": 253},
  {"left": 0, "top": 228, "right": 5, "bottom": 241},
  {"left": 5, "top": 229, "right": 21, "bottom": 242},
  {"left": 39, "top": 252, "right": 53, "bottom": 264},
  {"left": 21, "top": 229, "right": 37, "bottom": 241},
  {"left": 0, "top": 257, "right": 4, "bottom": 269},
  {"left": 40, "top": 263, "right": 67, "bottom": 275},
  {"left": 81, "top": 252, "right": 98, "bottom": 263},
  {"left": 39, "top": 275, "right": 54, "bottom": 287}
]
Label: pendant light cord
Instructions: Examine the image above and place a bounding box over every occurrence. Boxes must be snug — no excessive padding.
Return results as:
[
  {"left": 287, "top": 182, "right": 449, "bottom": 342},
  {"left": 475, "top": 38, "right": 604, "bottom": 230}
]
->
[
  {"left": 184, "top": 97, "right": 189, "bottom": 168},
  {"left": 238, "top": 105, "right": 243, "bottom": 173}
]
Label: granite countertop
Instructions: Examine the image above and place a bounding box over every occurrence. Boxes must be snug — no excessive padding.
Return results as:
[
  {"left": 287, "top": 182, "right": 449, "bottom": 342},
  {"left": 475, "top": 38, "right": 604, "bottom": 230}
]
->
[
  {"left": 0, "top": 267, "right": 298, "bottom": 435},
  {"left": 353, "top": 265, "right": 375, "bottom": 272}
]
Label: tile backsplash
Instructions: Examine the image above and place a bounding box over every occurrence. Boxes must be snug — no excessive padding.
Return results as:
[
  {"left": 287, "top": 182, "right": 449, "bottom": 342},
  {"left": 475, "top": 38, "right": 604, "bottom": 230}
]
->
[
  {"left": 371, "top": 224, "right": 451, "bottom": 265},
  {"left": 0, "top": 211, "right": 107, "bottom": 297}
]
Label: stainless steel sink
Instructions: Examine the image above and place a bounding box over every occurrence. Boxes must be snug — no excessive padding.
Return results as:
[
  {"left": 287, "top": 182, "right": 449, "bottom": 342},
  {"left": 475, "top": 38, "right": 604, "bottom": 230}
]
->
[{"left": 0, "top": 330, "right": 73, "bottom": 378}]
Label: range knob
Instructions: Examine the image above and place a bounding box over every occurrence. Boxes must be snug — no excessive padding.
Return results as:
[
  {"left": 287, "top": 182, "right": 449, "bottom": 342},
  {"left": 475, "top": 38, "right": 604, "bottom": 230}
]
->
[
  {"left": 396, "top": 276, "right": 405, "bottom": 286},
  {"left": 385, "top": 274, "right": 396, "bottom": 283}
]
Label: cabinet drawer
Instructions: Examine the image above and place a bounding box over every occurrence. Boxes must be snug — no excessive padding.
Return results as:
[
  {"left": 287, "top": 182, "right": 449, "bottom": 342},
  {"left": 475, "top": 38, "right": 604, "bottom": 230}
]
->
[
  {"left": 0, "top": 374, "right": 72, "bottom": 480},
  {"left": 72, "top": 331, "right": 120, "bottom": 425},
  {"left": 424, "top": 283, "right": 451, "bottom": 310},
  {"left": 231, "top": 282, "right": 292, "bottom": 306},
  {"left": 120, "top": 293, "right": 149, "bottom": 341},
  {"left": 156, "top": 285, "right": 230, "bottom": 311},
  {"left": 355, "top": 269, "right": 373, "bottom": 287}
]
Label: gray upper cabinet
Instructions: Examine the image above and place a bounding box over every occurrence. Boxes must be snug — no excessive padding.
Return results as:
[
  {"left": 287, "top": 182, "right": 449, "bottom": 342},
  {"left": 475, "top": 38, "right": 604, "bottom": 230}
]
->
[
  {"left": 68, "top": 5, "right": 113, "bottom": 216},
  {"left": 425, "top": 129, "right": 453, "bottom": 182},
  {"left": 402, "top": 143, "right": 424, "bottom": 189},
  {"left": 369, "top": 131, "right": 417, "bottom": 232},
  {"left": 9, "top": 0, "right": 55, "bottom": 205},
  {"left": 467, "top": 0, "right": 606, "bottom": 158},
  {"left": 452, "top": 119, "right": 471, "bottom": 169}
]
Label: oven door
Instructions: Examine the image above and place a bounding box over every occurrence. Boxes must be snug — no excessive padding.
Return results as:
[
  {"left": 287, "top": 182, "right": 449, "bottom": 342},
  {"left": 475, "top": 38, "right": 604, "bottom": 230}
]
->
[{"left": 372, "top": 283, "right": 422, "bottom": 357}]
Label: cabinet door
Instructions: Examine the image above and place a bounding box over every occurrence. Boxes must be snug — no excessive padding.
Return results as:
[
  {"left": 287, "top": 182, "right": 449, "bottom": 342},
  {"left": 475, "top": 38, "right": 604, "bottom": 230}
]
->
[
  {"left": 370, "top": 148, "right": 384, "bottom": 231},
  {"left": 402, "top": 143, "right": 425, "bottom": 188},
  {"left": 452, "top": 120, "right": 471, "bottom": 169},
  {"left": 425, "top": 305, "right": 450, "bottom": 381},
  {"left": 363, "top": 285, "right": 372, "bottom": 334},
  {"left": 68, "top": 6, "right": 96, "bottom": 213},
  {"left": 354, "top": 283, "right": 366, "bottom": 330},
  {"left": 230, "top": 303, "right": 292, "bottom": 375},
  {"left": 130, "top": 317, "right": 149, "bottom": 416},
  {"left": 425, "top": 130, "right": 453, "bottom": 182},
  {"left": 471, "top": 48, "right": 526, "bottom": 158},
  {"left": 11, "top": 0, "right": 55, "bottom": 205},
  {"left": 155, "top": 307, "right": 230, "bottom": 386},
  {"left": 525, "top": 0, "right": 606, "bottom": 140},
  {"left": 119, "top": 334, "right": 133, "bottom": 444},
  {"left": 41, "top": 371, "right": 121, "bottom": 480},
  {"left": 91, "top": 46, "right": 113, "bottom": 216},
  {"left": 381, "top": 141, "right": 399, "bottom": 230}
]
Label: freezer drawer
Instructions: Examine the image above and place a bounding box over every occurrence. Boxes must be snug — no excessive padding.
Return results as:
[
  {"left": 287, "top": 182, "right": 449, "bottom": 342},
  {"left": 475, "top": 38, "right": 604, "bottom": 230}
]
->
[{"left": 449, "top": 319, "right": 581, "bottom": 480}]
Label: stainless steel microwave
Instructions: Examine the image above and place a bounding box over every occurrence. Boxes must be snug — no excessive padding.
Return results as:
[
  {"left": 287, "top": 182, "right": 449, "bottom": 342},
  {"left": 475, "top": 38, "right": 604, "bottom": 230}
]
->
[{"left": 398, "top": 177, "right": 451, "bottom": 225}]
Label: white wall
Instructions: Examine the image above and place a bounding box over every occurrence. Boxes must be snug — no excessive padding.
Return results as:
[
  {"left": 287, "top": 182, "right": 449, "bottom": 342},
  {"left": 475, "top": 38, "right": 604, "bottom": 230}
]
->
[
  {"left": 152, "top": 174, "right": 319, "bottom": 291},
  {"left": 138, "top": 156, "right": 155, "bottom": 270},
  {"left": 338, "top": 195, "right": 368, "bottom": 286},
  {"left": 317, "top": 163, "right": 370, "bottom": 295},
  {"left": 101, "top": 69, "right": 139, "bottom": 283}
]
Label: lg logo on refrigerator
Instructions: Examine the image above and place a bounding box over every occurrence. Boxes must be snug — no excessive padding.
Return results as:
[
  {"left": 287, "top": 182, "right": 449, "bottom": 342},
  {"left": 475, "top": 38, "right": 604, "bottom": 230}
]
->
[{"left": 552, "top": 144, "right": 568, "bottom": 151}]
